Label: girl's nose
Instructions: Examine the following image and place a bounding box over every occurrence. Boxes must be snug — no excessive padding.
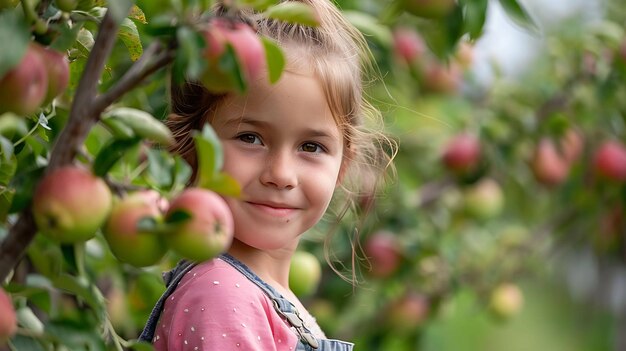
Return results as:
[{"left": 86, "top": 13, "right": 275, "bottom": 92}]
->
[{"left": 260, "top": 150, "right": 298, "bottom": 190}]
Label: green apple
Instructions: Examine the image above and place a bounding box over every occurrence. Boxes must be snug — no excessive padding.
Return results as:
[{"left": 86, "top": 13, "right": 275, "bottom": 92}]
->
[
  {"left": 165, "top": 188, "right": 234, "bottom": 262},
  {"left": 103, "top": 191, "right": 168, "bottom": 267},
  {"left": 489, "top": 283, "right": 524, "bottom": 321},
  {"left": 289, "top": 251, "right": 322, "bottom": 297}
]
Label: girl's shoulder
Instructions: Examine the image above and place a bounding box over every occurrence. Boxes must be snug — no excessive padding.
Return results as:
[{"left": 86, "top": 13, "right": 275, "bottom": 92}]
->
[
  {"left": 156, "top": 258, "right": 299, "bottom": 350},
  {"left": 173, "top": 257, "right": 267, "bottom": 304}
]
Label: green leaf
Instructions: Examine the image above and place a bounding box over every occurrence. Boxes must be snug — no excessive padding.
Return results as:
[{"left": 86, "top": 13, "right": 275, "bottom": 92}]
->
[
  {"left": 100, "top": 114, "right": 135, "bottom": 139},
  {"left": 220, "top": 44, "right": 247, "bottom": 93},
  {"left": 498, "top": 0, "right": 539, "bottom": 33},
  {"left": 462, "top": 0, "right": 488, "bottom": 40},
  {"left": 103, "top": 107, "right": 174, "bottom": 145},
  {"left": 92, "top": 137, "right": 142, "bottom": 176},
  {"left": 8, "top": 165, "right": 45, "bottom": 214},
  {"left": 165, "top": 209, "right": 192, "bottom": 224},
  {"left": 343, "top": 11, "right": 393, "bottom": 47},
  {"left": 261, "top": 37, "right": 285, "bottom": 84},
  {"left": 172, "top": 155, "right": 193, "bottom": 190},
  {"left": 193, "top": 124, "right": 223, "bottom": 183},
  {"left": 264, "top": 2, "right": 320, "bottom": 27},
  {"left": 146, "top": 148, "right": 174, "bottom": 188},
  {"left": 136, "top": 216, "right": 159, "bottom": 232},
  {"left": 176, "top": 26, "right": 207, "bottom": 81},
  {"left": 129, "top": 4, "right": 148, "bottom": 24},
  {"left": 120, "top": 17, "right": 144, "bottom": 61},
  {"left": 0, "top": 135, "right": 14, "bottom": 163},
  {"left": 198, "top": 171, "right": 241, "bottom": 197},
  {"left": 0, "top": 10, "right": 29, "bottom": 78},
  {"left": 45, "top": 320, "right": 107, "bottom": 351},
  {"left": 50, "top": 21, "right": 85, "bottom": 52},
  {"left": 52, "top": 274, "right": 105, "bottom": 314}
]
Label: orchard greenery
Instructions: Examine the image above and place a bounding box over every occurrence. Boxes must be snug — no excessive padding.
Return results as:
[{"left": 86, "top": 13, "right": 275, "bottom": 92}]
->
[{"left": 0, "top": 0, "right": 624, "bottom": 350}]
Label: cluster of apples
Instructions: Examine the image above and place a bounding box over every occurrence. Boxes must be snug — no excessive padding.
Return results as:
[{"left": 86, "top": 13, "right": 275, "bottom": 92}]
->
[
  {"left": 0, "top": 43, "right": 69, "bottom": 116},
  {"left": 32, "top": 166, "right": 234, "bottom": 267}
]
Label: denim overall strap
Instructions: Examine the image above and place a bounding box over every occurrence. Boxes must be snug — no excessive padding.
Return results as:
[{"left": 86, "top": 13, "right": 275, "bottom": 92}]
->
[
  {"left": 219, "top": 253, "right": 321, "bottom": 350},
  {"left": 138, "top": 259, "right": 196, "bottom": 343}
]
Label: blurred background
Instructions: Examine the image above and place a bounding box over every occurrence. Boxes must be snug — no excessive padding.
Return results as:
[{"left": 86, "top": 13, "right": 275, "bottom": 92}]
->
[{"left": 1, "top": 0, "right": 625, "bottom": 349}]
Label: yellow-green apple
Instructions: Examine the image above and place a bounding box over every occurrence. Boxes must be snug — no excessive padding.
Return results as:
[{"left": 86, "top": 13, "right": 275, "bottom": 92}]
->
[
  {"left": 441, "top": 133, "right": 481, "bottom": 174},
  {"left": 103, "top": 190, "right": 168, "bottom": 267},
  {"left": 402, "top": 0, "right": 456, "bottom": 19},
  {"left": 289, "top": 251, "right": 322, "bottom": 297},
  {"left": 0, "top": 288, "right": 17, "bottom": 345},
  {"left": 489, "top": 283, "right": 524, "bottom": 321},
  {"left": 201, "top": 18, "right": 266, "bottom": 93},
  {"left": 363, "top": 230, "right": 402, "bottom": 278},
  {"left": 462, "top": 178, "right": 504, "bottom": 220},
  {"left": 393, "top": 27, "right": 426, "bottom": 64},
  {"left": 165, "top": 188, "right": 234, "bottom": 262},
  {"left": 593, "top": 140, "right": 626, "bottom": 182},
  {"left": 454, "top": 41, "right": 474, "bottom": 69},
  {"left": 531, "top": 138, "right": 570, "bottom": 186},
  {"left": 33, "top": 166, "right": 112, "bottom": 243},
  {"left": 32, "top": 44, "right": 70, "bottom": 104},
  {"left": 0, "top": 44, "right": 48, "bottom": 116}
]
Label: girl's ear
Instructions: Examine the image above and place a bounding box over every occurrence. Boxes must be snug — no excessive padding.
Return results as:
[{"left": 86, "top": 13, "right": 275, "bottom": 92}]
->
[{"left": 336, "top": 146, "right": 353, "bottom": 187}]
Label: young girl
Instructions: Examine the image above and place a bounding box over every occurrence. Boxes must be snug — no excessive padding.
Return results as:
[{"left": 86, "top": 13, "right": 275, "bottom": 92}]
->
[{"left": 139, "top": 0, "right": 395, "bottom": 349}]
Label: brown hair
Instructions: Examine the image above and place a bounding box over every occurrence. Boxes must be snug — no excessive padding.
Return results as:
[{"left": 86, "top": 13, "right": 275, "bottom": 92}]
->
[{"left": 167, "top": 0, "right": 397, "bottom": 282}]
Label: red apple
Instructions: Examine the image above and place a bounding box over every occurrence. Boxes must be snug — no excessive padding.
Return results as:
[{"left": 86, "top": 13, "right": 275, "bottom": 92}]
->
[
  {"left": 531, "top": 138, "right": 570, "bottom": 186},
  {"left": 0, "top": 44, "right": 48, "bottom": 116},
  {"left": 165, "top": 188, "right": 234, "bottom": 262},
  {"left": 103, "top": 191, "right": 169, "bottom": 267},
  {"left": 289, "top": 251, "right": 322, "bottom": 297},
  {"left": 462, "top": 178, "right": 504, "bottom": 220},
  {"left": 489, "top": 283, "right": 524, "bottom": 321},
  {"left": 403, "top": 0, "right": 456, "bottom": 19},
  {"left": 201, "top": 18, "right": 266, "bottom": 93},
  {"left": 422, "top": 61, "right": 462, "bottom": 94},
  {"left": 0, "top": 288, "right": 17, "bottom": 345},
  {"left": 33, "top": 166, "right": 112, "bottom": 243},
  {"left": 441, "top": 133, "right": 481, "bottom": 174},
  {"left": 393, "top": 27, "right": 426, "bottom": 64},
  {"left": 386, "top": 291, "right": 430, "bottom": 332},
  {"left": 32, "top": 44, "right": 70, "bottom": 104},
  {"left": 363, "top": 230, "right": 402, "bottom": 278},
  {"left": 593, "top": 140, "right": 626, "bottom": 182}
]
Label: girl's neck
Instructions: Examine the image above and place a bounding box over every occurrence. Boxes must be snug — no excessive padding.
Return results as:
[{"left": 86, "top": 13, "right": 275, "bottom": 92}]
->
[{"left": 227, "top": 239, "right": 296, "bottom": 291}]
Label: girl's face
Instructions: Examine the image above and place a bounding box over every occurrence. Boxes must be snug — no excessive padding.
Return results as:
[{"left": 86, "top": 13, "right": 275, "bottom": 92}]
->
[{"left": 210, "top": 66, "right": 345, "bottom": 253}]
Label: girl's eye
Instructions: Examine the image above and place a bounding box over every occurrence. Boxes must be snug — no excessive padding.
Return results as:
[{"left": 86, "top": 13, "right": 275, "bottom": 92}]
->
[
  {"left": 301, "top": 142, "right": 324, "bottom": 153},
  {"left": 238, "top": 133, "right": 262, "bottom": 145}
]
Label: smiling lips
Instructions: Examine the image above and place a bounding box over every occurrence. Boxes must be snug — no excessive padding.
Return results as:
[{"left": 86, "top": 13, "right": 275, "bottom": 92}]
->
[{"left": 246, "top": 201, "right": 298, "bottom": 217}]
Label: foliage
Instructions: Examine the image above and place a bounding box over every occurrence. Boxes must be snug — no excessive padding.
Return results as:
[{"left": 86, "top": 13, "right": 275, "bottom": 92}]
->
[{"left": 0, "top": 0, "right": 624, "bottom": 350}]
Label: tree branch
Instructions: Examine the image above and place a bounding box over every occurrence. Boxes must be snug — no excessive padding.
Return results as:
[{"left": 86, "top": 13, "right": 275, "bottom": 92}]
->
[
  {"left": 0, "top": 9, "right": 124, "bottom": 282},
  {"left": 93, "top": 41, "right": 176, "bottom": 112}
]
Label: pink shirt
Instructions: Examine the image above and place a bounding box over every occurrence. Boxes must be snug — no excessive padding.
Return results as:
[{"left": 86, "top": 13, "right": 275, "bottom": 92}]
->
[{"left": 153, "top": 258, "right": 299, "bottom": 351}]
